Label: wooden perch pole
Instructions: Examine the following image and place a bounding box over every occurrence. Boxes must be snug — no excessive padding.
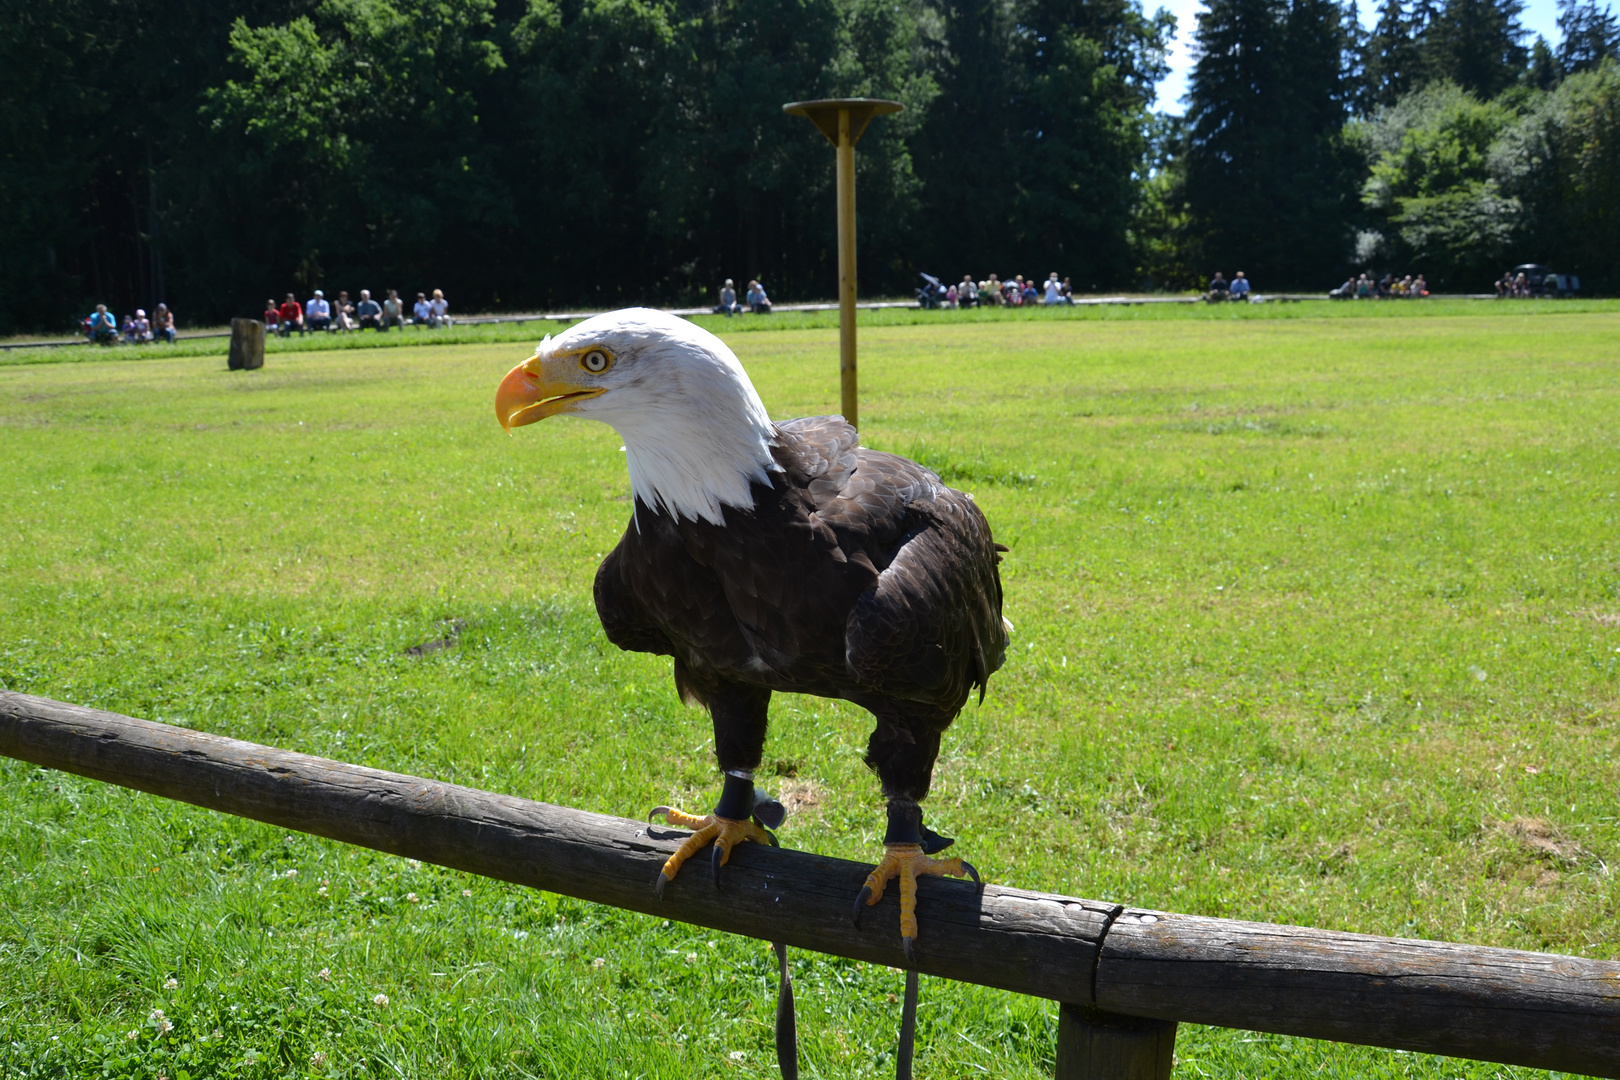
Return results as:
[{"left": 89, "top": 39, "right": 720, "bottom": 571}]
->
[
  {"left": 2, "top": 689, "right": 1619, "bottom": 1079},
  {"left": 782, "top": 98, "right": 903, "bottom": 432}
]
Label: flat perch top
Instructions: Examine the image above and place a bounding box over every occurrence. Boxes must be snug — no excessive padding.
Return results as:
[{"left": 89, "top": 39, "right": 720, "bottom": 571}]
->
[{"left": 782, "top": 98, "right": 904, "bottom": 146}]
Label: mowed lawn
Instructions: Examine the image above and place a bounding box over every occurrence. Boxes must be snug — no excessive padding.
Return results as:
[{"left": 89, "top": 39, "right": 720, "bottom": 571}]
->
[{"left": 1, "top": 309, "right": 1617, "bottom": 1078}]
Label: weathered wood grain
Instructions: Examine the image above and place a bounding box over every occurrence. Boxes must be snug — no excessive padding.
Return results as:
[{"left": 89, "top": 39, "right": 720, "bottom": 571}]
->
[
  {"left": 228, "top": 318, "right": 264, "bottom": 370},
  {"left": 0, "top": 691, "right": 1111, "bottom": 1001},
  {"left": 1097, "top": 909, "right": 1620, "bottom": 1077}
]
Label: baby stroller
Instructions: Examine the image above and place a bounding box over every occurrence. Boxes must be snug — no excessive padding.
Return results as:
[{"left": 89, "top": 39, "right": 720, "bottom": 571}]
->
[{"left": 915, "top": 272, "right": 944, "bottom": 309}]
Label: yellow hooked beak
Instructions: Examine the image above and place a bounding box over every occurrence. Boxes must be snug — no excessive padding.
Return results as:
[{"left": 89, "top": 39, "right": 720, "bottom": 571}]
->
[{"left": 496, "top": 355, "right": 606, "bottom": 432}]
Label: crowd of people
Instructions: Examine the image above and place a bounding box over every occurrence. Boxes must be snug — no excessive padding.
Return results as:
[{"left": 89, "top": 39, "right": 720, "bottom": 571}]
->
[
  {"left": 265, "top": 287, "right": 450, "bottom": 335},
  {"left": 919, "top": 272, "right": 1080, "bottom": 308},
  {"left": 1330, "top": 272, "right": 1430, "bottom": 299},
  {"left": 82, "top": 303, "right": 178, "bottom": 345},
  {"left": 1493, "top": 270, "right": 1534, "bottom": 297}
]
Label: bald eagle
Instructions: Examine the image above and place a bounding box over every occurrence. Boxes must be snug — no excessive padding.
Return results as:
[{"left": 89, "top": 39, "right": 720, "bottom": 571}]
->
[{"left": 495, "top": 307, "right": 1008, "bottom": 956}]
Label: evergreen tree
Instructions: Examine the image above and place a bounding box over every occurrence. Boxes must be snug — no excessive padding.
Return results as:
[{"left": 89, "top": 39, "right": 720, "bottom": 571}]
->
[
  {"left": 1179, "top": 0, "right": 1359, "bottom": 284},
  {"left": 1422, "top": 0, "right": 1528, "bottom": 97},
  {"left": 1364, "top": 0, "right": 1426, "bottom": 105},
  {"left": 1557, "top": 0, "right": 1620, "bottom": 74}
]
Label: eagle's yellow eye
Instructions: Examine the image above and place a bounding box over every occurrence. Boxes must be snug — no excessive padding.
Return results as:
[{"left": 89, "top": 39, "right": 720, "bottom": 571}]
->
[{"left": 581, "top": 349, "right": 611, "bottom": 374}]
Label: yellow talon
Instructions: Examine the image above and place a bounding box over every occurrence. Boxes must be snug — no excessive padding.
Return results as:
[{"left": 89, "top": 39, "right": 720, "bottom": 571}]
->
[
  {"left": 652, "top": 810, "right": 774, "bottom": 888},
  {"left": 858, "top": 844, "right": 973, "bottom": 945}
]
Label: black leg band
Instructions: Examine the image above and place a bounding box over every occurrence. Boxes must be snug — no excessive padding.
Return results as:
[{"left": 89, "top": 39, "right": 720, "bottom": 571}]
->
[
  {"left": 713, "top": 773, "right": 757, "bottom": 821},
  {"left": 884, "top": 802, "right": 954, "bottom": 853}
]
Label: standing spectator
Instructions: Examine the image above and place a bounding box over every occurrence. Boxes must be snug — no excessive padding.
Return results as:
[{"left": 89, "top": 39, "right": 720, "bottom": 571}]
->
[
  {"left": 1207, "top": 271, "right": 1229, "bottom": 301},
  {"left": 278, "top": 293, "right": 305, "bottom": 335},
  {"left": 152, "top": 303, "right": 176, "bottom": 343},
  {"left": 306, "top": 289, "right": 331, "bottom": 331},
  {"left": 715, "top": 278, "right": 740, "bottom": 316},
  {"left": 356, "top": 290, "right": 382, "bottom": 330},
  {"left": 745, "top": 280, "right": 771, "bottom": 314},
  {"left": 382, "top": 289, "right": 405, "bottom": 330},
  {"left": 429, "top": 288, "right": 450, "bottom": 327},
  {"left": 412, "top": 292, "right": 433, "bottom": 326},
  {"left": 86, "top": 304, "right": 117, "bottom": 345},
  {"left": 334, "top": 290, "right": 356, "bottom": 331},
  {"left": 1229, "top": 271, "right": 1251, "bottom": 301},
  {"left": 1043, "top": 273, "right": 1062, "bottom": 305}
]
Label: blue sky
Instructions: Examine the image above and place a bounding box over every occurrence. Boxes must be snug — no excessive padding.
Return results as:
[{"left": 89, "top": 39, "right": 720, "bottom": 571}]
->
[{"left": 1153, "top": 0, "right": 1568, "bottom": 113}]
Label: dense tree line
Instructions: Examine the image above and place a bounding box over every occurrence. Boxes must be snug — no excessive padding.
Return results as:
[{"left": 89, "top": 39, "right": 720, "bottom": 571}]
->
[
  {"left": 2, "top": 0, "right": 1618, "bottom": 333},
  {"left": 0, "top": 0, "right": 1169, "bottom": 333}
]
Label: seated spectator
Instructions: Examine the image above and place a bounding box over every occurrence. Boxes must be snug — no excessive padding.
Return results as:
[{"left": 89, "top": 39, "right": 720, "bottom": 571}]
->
[
  {"left": 746, "top": 279, "right": 771, "bottom": 314},
  {"left": 429, "top": 288, "right": 450, "bottom": 327},
  {"left": 382, "top": 289, "right": 404, "bottom": 330},
  {"left": 333, "top": 290, "right": 355, "bottom": 331},
  {"left": 86, "top": 304, "right": 117, "bottom": 345},
  {"left": 1043, "top": 272, "right": 1062, "bottom": 305},
  {"left": 960, "top": 275, "right": 978, "bottom": 307},
  {"left": 1207, "top": 271, "right": 1229, "bottom": 302},
  {"left": 1060, "top": 277, "right": 1074, "bottom": 303},
  {"left": 1355, "top": 274, "right": 1373, "bottom": 299},
  {"left": 1330, "top": 277, "right": 1355, "bottom": 299},
  {"left": 1229, "top": 271, "right": 1251, "bottom": 301},
  {"left": 412, "top": 292, "right": 433, "bottom": 326},
  {"left": 945, "top": 283, "right": 958, "bottom": 308},
  {"left": 278, "top": 293, "right": 305, "bottom": 336},
  {"left": 1021, "top": 279, "right": 1039, "bottom": 305},
  {"left": 1514, "top": 271, "right": 1529, "bottom": 297},
  {"left": 263, "top": 299, "right": 281, "bottom": 331},
  {"left": 1413, "top": 274, "right": 1429, "bottom": 297},
  {"left": 306, "top": 290, "right": 332, "bottom": 331},
  {"left": 983, "top": 275, "right": 1002, "bottom": 306},
  {"left": 356, "top": 290, "right": 382, "bottom": 330},
  {"left": 124, "top": 310, "right": 152, "bottom": 344},
  {"left": 714, "top": 278, "right": 739, "bottom": 316},
  {"left": 152, "top": 303, "right": 176, "bottom": 343}
]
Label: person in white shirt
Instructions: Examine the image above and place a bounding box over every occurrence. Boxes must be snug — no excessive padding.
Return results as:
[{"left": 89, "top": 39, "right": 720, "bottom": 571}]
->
[
  {"left": 1043, "top": 273, "right": 1063, "bottom": 305},
  {"left": 412, "top": 292, "right": 433, "bottom": 325},
  {"left": 306, "top": 290, "right": 332, "bottom": 331},
  {"left": 429, "top": 288, "right": 450, "bottom": 327}
]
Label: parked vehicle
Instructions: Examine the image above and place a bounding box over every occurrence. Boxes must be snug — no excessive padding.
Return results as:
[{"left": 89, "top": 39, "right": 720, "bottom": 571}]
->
[{"left": 1507, "top": 264, "right": 1581, "bottom": 296}]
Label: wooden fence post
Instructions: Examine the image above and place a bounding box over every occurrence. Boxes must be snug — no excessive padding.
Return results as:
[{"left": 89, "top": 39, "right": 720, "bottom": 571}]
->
[
  {"left": 1055, "top": 1003, "right": 1176, "bottom": 1080},
  {"left": 229, "top": 318, "right": 265, "bottom": 370}
]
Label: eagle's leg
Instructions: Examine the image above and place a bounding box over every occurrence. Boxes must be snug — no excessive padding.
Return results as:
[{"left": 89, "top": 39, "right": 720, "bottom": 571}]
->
[
  {"left": 649, "top": 679, "right": 782, "bottom": 895},
  {"left": 853, "top": 718, "right": 981, "bottom": 962}
]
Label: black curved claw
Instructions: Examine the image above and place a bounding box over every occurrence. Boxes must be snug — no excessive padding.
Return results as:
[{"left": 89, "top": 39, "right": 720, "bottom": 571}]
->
[
  {"left": 712, "top": 842, "right": 726, "bottom": 887},
  {"left": 961, "top": 860, "right": 982, "bottom": 888},
  {"left": 765, "top": 828, "right": 780, "bottom": 848},
  {"left": 647, "top": 806, "right": 673, "bottom": 825},
  {"left": 654, "top": 870, "right": 670, "bottom": 899},
  {"left": 851, "top": 885, "right": 873, "bottom": 928},
  {"left": 902, "top": 935, "right": 916, "bottom": 966},
  {"left": 897, "top": 967, "right": 920, "bottom": 1080}
]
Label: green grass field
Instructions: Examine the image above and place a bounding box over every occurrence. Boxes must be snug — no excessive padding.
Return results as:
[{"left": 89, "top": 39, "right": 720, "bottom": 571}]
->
[{"left": 1, "top": 307, "right": 1617, "bottom": 1078}]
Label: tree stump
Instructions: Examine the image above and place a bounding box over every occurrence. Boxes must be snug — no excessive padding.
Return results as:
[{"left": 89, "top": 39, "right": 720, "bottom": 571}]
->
[
  {"left": 228, "top": 318, "right": 265, "bottom": 370},
  {"left": 1055, "top": 1003, "right": 1176, "bottom": 1080}
]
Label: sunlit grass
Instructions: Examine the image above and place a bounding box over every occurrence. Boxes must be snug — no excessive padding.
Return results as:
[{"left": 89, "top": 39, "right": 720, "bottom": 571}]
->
[{"left": 1, "top": 309, "right": 1617, "bottom": 1077}]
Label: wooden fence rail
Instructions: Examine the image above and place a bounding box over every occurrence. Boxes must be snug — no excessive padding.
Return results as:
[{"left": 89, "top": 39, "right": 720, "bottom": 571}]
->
[{"left": 2, "top": 690, "right": 1617, "bottom": 1079}]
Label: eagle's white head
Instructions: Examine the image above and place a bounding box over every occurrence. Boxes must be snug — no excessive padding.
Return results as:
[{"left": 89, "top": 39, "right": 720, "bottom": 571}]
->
[{"left": 496, "top": 307, "right": 780, "bottom": 525}]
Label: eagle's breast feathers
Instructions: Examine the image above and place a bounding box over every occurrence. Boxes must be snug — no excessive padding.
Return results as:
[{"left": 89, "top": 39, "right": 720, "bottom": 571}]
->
[{"left": 594, "top": 415, "right": 1007, "bottom": 712}]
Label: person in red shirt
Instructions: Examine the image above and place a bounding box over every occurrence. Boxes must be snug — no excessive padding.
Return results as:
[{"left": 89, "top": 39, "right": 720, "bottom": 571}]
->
[
  {"left": 277, "top": 293, "right": 304, "bottom": 337},
  {"left": 264, "top": 299, "right": 280, "bottom": 332}
]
